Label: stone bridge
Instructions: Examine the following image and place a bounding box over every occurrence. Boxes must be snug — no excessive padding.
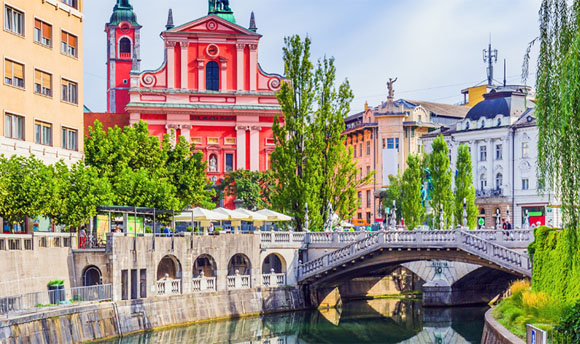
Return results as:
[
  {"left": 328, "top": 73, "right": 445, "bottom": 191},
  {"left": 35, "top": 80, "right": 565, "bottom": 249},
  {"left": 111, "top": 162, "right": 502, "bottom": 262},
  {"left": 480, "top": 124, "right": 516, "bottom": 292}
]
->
[{"left": 297, "top": 230, "right": 532, "bottom": 288}]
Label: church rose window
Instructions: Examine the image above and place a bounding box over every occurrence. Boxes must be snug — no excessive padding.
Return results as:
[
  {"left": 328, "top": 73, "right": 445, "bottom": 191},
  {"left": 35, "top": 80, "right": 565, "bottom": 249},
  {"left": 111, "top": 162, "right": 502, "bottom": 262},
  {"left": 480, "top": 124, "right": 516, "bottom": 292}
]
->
[{"left": 206, "top": 61, "right": 219, "bottom": 91}]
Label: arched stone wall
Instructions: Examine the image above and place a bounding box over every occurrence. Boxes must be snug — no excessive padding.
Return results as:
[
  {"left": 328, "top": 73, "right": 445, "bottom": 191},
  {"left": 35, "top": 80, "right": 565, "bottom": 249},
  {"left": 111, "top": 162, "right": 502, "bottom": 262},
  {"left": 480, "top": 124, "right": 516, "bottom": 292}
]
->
[
  {"left": 82, "top": 265, "right": 102, "bottom": 286},
  {"left": 157, "top": 255, "right": 182, "bottom": 280},
  {"left": 261, "top": 253, "right": 286, "bottom": 274},
  {"left": 193, "top": 254, "right": 217, "bottom": 277},
  {"left": 227, "top": 253, "right": 252, "bottom": 275}
]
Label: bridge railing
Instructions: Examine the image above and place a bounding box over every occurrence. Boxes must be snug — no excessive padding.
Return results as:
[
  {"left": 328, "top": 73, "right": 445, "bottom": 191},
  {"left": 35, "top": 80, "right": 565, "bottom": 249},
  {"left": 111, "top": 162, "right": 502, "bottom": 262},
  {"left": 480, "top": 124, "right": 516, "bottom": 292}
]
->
[
  {"left": 191, "top": 275, "right": 217, "bottom": 292},
  {"left": 299, "top": 230, "right": 533, "bottom": 281},
  {"left": 226, "top": 273, "right": 251, "bottom": 290}
]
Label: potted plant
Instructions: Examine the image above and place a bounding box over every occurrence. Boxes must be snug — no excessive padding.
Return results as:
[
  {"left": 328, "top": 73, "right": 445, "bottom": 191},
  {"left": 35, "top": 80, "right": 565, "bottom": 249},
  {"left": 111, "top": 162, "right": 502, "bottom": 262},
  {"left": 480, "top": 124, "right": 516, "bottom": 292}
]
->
[{"left": 47, "top": 280, "right": 65, "bottom": 304}]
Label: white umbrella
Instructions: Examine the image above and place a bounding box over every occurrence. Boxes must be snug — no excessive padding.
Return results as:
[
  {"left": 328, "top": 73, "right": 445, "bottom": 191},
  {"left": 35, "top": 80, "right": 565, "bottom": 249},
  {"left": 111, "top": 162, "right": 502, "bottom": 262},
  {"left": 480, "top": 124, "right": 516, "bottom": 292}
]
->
[
  {"left": 213, "top": 207, "right": 249, "bottom": 221},
  {"left": 235, "top": 208, "right": 268, "bottom": 221},
  {"left": 174, "top": 207, "right": 228, "bottom": 222},
  {"left": 256, "top": 209, "right": 292, "bottom": 222}
]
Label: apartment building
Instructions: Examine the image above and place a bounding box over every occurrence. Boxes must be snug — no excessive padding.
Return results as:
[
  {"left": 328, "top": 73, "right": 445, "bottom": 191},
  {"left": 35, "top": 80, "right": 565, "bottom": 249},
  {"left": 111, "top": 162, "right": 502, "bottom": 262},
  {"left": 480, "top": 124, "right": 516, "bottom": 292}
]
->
[{"left": 1, "top": 0, "right": 83, "bottom": 164}]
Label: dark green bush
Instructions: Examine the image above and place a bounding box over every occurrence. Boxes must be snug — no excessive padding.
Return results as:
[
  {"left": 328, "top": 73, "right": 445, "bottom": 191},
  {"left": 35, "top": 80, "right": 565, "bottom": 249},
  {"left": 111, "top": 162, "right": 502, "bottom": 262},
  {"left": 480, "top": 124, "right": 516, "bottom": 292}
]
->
[{"left": 554, "top": 302, "right": 580, "bottom": 344}]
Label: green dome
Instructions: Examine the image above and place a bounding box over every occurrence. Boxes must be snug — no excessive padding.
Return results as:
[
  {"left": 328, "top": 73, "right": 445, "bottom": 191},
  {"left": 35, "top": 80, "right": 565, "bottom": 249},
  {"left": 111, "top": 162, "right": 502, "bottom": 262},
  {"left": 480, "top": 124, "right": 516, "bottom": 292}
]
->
[{"left": 109, "top": 0, "right": 139, "bottom": 26}]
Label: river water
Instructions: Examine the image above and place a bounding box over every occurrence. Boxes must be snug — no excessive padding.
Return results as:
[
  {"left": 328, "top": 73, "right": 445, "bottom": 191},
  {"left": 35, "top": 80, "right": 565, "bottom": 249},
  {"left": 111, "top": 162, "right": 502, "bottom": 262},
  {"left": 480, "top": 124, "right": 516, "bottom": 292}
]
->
[{"left": 98, "top": 299, "right": 488, "bottom": 344}]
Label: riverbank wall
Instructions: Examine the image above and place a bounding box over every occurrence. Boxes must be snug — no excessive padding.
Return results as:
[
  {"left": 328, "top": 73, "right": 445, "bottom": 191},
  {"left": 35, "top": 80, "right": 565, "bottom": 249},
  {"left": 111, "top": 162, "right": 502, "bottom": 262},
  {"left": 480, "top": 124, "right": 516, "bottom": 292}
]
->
[
  {"left": 481, "top": 308, "right": 525, "bottom": 344},
  {"left": 0, "top": 287, "right": 306, "bottom": 344}
]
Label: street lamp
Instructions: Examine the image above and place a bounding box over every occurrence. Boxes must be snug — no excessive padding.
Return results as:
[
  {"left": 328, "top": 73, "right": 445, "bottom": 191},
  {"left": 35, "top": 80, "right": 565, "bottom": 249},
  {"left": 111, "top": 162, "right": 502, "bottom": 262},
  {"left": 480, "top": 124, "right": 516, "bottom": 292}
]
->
[{"left": 462, "top": 198, "right": 468, "bottom": 229}]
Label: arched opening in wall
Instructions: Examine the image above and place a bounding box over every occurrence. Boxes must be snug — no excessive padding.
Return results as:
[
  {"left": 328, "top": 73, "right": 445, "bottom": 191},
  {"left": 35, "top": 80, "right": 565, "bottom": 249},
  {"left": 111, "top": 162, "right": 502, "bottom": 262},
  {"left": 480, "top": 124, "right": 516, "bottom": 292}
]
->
[
  {"left": 119, "top": 37, "right": 132, "bottom": 57},
  {"left": 206, "top": 61, "right": 219, "bottom": 91},
  {"left": 82, "top": 265, "right": 102, "bottom": 286},
  {"left": 157, "top": 255, "right": 182, "bottom": 281},
  {"left": 262, "top": 253, "right": 286, "bottom": 274},
  {"left": 228, "top": 253, "right": 251, "bottom": 276},
  {"left": 193, "top": 254, "right": 217, "bottom": 277}
]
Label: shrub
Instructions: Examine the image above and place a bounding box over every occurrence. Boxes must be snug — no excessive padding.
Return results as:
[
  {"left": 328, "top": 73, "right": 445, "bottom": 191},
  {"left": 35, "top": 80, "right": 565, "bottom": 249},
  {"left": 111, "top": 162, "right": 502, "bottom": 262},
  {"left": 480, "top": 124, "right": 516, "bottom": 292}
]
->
[{"left": 554, "top": 302, "right": 580, "bottom": 344}]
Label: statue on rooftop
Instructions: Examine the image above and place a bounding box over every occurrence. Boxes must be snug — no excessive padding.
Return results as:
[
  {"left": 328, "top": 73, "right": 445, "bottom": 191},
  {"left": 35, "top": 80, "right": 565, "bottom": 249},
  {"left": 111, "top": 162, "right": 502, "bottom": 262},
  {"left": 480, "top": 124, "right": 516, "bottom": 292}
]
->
[
  {"left": 387, "top": 77, "right": 398, "bottom": 100},
  {"left": 209, "top": 0, "right": 231, "bottom": 12}
]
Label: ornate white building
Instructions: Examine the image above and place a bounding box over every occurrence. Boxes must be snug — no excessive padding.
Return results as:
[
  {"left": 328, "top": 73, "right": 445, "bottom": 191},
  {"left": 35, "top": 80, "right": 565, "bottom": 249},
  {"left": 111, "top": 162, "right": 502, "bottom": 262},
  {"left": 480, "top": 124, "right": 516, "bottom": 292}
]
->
[{"left": 421, "top": 88, "right": 561, "bottom": 228}]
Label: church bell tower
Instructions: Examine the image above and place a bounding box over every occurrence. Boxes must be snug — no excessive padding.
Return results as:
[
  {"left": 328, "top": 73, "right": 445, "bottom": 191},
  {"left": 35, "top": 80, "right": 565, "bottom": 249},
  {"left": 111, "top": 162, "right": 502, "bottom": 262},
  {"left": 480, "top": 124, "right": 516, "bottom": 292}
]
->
[{"left": 106, "top": 0, "right": 141, "bottom": 113}]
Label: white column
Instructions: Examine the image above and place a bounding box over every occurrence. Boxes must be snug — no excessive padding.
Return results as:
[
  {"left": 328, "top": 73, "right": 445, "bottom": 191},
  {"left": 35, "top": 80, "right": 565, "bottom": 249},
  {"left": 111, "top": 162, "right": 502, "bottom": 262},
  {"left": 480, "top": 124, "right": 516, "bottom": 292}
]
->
[
  {"left": 220, "top": 58, "right": 228, "bottom": 91},
  {"left": 249, "top": 44, "right": 258, "bottom": 91},
  {"left": 180, "top": 125, "right": 191, "bottom": 142},
  {"left": 197, "top": 58, "right": 205, "bottom": 91},
  {"left": 250, "top": 126, "right": 260, "bottom": 171},
  {"left": 236, "top": 43, "right": 245, "bottom": 91},
  {"left": 236, "top": 126, "right": 247, "bottom": 170},
  {"left": 180, "top": 42, "right": 189, "bottom": 89},
  {"left": 166, "top": 41, "right": 176, "bottom": 89}
]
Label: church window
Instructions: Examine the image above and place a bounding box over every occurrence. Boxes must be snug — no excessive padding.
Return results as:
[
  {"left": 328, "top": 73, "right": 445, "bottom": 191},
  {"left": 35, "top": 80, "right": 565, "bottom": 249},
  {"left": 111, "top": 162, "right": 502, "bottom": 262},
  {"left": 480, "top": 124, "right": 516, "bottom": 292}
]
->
[
  {"left": 206, "top": 61, "right": 219, "bottom": 91},
  {"left": 119, "top": 37, "right": 131, "bottom": 57}
]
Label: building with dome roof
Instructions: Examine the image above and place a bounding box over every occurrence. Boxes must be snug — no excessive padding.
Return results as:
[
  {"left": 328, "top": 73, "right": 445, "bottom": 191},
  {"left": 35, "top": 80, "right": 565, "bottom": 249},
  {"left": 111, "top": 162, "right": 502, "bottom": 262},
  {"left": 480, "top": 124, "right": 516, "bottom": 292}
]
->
[{"left": 421, "top": 88, "right": 561, "bottom": 228}]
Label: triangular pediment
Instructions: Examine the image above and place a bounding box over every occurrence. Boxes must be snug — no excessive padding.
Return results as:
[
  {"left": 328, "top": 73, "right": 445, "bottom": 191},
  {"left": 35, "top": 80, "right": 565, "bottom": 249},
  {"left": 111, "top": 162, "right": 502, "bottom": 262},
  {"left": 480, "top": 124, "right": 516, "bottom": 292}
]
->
[{"left": 167, "top": 15, "right": 260, "bottom": 37}]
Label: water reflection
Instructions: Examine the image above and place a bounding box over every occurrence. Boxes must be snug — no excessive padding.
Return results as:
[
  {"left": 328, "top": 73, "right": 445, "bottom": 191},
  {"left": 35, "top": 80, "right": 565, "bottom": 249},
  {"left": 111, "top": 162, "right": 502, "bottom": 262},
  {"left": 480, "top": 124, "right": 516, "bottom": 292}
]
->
[{"left": 98, "top": 299, "right": 487, "bottom": 344}]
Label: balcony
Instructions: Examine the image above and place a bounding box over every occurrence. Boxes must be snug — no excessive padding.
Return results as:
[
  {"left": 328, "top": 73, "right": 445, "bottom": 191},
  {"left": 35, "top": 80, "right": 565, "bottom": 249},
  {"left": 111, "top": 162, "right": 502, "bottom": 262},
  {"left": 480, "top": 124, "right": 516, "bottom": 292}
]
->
[{"left": 476, "top": 188, "right": 504, "bottom": 198}]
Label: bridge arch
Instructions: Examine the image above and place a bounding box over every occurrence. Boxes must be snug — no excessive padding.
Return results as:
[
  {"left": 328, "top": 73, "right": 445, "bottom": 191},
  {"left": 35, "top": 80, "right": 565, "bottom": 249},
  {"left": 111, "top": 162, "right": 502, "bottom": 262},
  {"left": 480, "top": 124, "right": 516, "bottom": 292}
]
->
[
  {"left": 193, "top": 254, "right": 217, "bottom": 277},
  {"left": 157, "top": 254, "right": 182, "bottom": 280},
  {"left": 262, "top": 253, "right": 286, "bottom": 274},
  {"left": 228, "top": 253, "right": 251, "bottom": 275},
  {"left": 82, "top": 265, "right": 102, "bottom": 286}
]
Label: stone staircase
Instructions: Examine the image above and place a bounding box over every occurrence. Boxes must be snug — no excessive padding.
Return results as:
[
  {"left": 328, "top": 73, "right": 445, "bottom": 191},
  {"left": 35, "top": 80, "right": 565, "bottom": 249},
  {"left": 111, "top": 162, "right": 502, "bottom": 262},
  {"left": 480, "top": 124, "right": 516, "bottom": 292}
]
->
[{"left": 298, "top": 230, "right": 533, "bottom": 282}]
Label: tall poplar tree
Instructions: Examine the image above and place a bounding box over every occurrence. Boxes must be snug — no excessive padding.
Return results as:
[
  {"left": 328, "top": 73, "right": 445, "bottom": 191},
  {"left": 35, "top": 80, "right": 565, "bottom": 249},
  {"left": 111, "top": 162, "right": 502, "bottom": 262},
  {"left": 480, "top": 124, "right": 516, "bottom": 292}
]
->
[
  {"left": 271, "top": 36, "right": 365, "bottom": 231},
  {"left": 401, "top": 155, "right": 425, "bottom": 230},
  {"left": 429, "top": 135, "right": 454, "bottom": 229},
  {"left": 454, "top": 144, "right": 477, "bottom": 229}
]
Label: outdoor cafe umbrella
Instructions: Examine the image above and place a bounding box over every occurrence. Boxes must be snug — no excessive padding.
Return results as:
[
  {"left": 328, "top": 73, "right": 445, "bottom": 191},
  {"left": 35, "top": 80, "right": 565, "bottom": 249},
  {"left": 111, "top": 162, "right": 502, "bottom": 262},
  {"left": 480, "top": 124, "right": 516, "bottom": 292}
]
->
[
  {"left": 174, "top": 207, "right": 228, "bottom": 222},
  {"left": 213, "top": 207, "right": 249, "bottom": 233},
  {"left": 256, "top": 209, "right": 292, "bottom": 222}
]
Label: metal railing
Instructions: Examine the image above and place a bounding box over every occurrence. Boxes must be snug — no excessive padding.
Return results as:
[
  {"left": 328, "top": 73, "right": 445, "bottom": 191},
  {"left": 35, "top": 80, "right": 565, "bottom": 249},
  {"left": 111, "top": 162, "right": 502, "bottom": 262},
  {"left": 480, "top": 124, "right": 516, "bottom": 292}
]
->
[{"left": 0, "top": 284, "right": 112, "bottom": 315}]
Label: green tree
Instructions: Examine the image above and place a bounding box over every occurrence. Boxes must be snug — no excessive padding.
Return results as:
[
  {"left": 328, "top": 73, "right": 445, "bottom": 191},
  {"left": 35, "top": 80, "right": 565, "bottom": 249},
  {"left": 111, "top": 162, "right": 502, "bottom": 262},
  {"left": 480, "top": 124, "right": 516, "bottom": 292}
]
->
[
  {"left": 381, "top": 174, "right": 403, "bottom": 222},
  {"left": 523, "top": 1, "right": 580, "bottom": 236},
  {"left": 50, "top": 162, "right": 113, "bottom": 229},
  {"left": 0, "top": 156, "right": 53, "bottom": 226},
  {"left": 271, "top": 36, "right": 367, "bottom": 231},
  {"left": 401, "top": 155, "right": 425, "bottom": 230},
  {"left": 311, "top": 56, "right": 367, "bottom": 224},
  {"left": 429, "top": 135, "right": 454, "bottom": 229},
  {"left": 220, "top": 169, "right": 274, "bottom": 210},
  {"left": 271, "top": 35, "right": 317, "bottom": 231},
  {"left": 454, "top": 144, "right": 477, "bottom": 229},
  {"left": 85, "top": 120, "right": 212, "bottom": 210}
]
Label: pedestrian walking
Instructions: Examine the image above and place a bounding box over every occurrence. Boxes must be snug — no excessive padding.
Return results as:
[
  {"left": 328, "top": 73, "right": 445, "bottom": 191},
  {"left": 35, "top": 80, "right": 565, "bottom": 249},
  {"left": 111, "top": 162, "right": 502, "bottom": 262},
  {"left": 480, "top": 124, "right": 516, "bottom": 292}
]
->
[{"left": 79, "top": 226, "right": 87, "bottom": 249}]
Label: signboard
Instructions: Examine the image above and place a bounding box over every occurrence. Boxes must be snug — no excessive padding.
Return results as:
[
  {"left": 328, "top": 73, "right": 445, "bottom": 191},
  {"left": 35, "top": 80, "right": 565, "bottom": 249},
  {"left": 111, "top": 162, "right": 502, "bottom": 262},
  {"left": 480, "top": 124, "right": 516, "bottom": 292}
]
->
[
  {"left": 127, "top": 216, "right": 144, "bottom": 235},
  {"left": 382, "top": 148, "right": 399, "bottom": 186},
  {"left": 95, "top": 215, "right": 110, "bottom": 242},
  {"left": 526, "top": 324, "right": 547, "bottom": 344}
]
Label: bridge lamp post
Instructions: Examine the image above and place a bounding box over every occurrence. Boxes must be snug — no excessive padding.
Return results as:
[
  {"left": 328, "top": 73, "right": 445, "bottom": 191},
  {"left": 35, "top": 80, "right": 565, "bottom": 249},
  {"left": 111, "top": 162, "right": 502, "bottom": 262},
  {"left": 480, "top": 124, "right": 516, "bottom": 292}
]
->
[
  {"left": 439, "top": 204, "right": 444, "bottom": 231},
  {"left": 390, "top": 200, "right": 397, "bottom": 230},
  {"left": 462, "top": 198, "right": 468, "bottom": 230},
  {"left": 496, "top": 208, "right": 501, "bottom": 230},
  {"left": 506, "top": 205, "right": 510, "bottom": 227}
]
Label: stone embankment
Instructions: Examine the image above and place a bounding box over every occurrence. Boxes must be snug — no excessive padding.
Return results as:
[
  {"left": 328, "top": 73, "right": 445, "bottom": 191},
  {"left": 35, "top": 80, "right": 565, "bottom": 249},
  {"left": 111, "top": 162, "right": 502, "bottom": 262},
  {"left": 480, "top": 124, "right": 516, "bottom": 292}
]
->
[
  {"left": 0, "top": 287, "right": 305, "bottom": 344},
  {"left": 480, "top": 309, "right": 525, "bottom": 344}
]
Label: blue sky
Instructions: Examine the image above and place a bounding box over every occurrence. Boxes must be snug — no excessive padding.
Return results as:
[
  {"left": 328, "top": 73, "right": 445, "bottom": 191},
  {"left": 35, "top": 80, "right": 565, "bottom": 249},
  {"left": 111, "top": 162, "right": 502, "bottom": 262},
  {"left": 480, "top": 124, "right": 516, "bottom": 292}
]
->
[{"left": 84, "top": 0, "right": 541, "bottom": 113}]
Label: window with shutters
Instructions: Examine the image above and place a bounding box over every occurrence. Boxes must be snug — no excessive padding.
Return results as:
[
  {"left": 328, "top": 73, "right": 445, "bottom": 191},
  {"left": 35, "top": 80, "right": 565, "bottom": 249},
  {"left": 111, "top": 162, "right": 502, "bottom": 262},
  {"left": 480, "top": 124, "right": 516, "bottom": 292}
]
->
[
  {"left": 4, "top": 113, "right": 24, "bottom": 140},
  {"left": 4, "top": 59, "right": 24, "bottom": 88},
  {"left": 62, "top": 127, "right": 78, "bottom": 151},
  {"left": 4, "top": 6, "right": 23, "bottom": 36},
  {"left": 61, "top": 79, "right": 78, "bottom": 104},
  {"left": 206, "top": 61, "right": 219, "bottom": 91},
  {"left": 34, "top": 121, "right": 52, "bottom": 146},
  {"left": 61, "top": 31, "right": 77, "bottom": 58},
  {"left": 34, "top": 70, "right": 52, "bottom": 97},
  {"left": 34, "top": 19, "right": 52, "bottom": 47}
]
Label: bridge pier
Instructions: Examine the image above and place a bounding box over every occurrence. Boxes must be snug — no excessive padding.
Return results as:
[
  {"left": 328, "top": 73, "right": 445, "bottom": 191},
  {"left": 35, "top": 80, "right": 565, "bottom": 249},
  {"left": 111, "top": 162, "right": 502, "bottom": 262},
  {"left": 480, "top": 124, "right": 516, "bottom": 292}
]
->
[{"left": 305, "top": 285, "right": 343, "bottom": 309}]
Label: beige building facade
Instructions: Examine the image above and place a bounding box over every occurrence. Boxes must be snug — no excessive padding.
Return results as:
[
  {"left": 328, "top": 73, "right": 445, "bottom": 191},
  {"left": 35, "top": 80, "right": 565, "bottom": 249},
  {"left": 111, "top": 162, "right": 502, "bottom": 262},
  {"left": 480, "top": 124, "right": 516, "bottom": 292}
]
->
[
  {"left": 344, "top": 85, "right": 469, "bottom": 224},
  {"left": 1, "top": 0, "right": 84, "bottom": 164}
]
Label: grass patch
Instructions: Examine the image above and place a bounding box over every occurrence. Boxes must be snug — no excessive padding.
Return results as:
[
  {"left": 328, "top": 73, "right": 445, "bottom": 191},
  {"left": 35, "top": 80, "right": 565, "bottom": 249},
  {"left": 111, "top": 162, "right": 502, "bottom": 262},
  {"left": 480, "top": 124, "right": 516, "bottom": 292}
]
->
[{"left": 493, "top": 280, "right": 563, "bottom": 340}]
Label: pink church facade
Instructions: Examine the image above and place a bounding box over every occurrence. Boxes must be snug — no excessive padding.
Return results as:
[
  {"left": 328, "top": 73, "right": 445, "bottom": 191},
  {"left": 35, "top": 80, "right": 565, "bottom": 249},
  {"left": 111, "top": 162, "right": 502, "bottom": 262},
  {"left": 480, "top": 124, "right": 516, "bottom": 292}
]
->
[{"left": 99, "top": 1, "right": 282, "bottom": 203}]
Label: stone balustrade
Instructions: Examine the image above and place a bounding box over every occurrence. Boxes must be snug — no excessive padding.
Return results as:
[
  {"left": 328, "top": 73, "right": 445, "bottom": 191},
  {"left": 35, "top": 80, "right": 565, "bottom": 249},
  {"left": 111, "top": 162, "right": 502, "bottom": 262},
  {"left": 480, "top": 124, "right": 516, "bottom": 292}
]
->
[
  {"left": 157, "top": 279, "right": 181, "bottom": 296},
  {"left": 226, "top": 272, "right": 251, "bottom": 290},
  {"left": 261, "top": 271, "right": 286, "bottom": 287},
  {"left": 191, "top": 274, "right": 217, "bottom": 292}
]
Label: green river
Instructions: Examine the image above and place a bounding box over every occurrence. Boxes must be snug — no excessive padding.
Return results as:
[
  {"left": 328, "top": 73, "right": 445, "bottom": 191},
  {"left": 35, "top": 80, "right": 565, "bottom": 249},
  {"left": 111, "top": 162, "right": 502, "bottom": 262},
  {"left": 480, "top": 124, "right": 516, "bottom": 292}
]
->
[{"left": 98, "top": 299, "right": 488, "bottom": 344}]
